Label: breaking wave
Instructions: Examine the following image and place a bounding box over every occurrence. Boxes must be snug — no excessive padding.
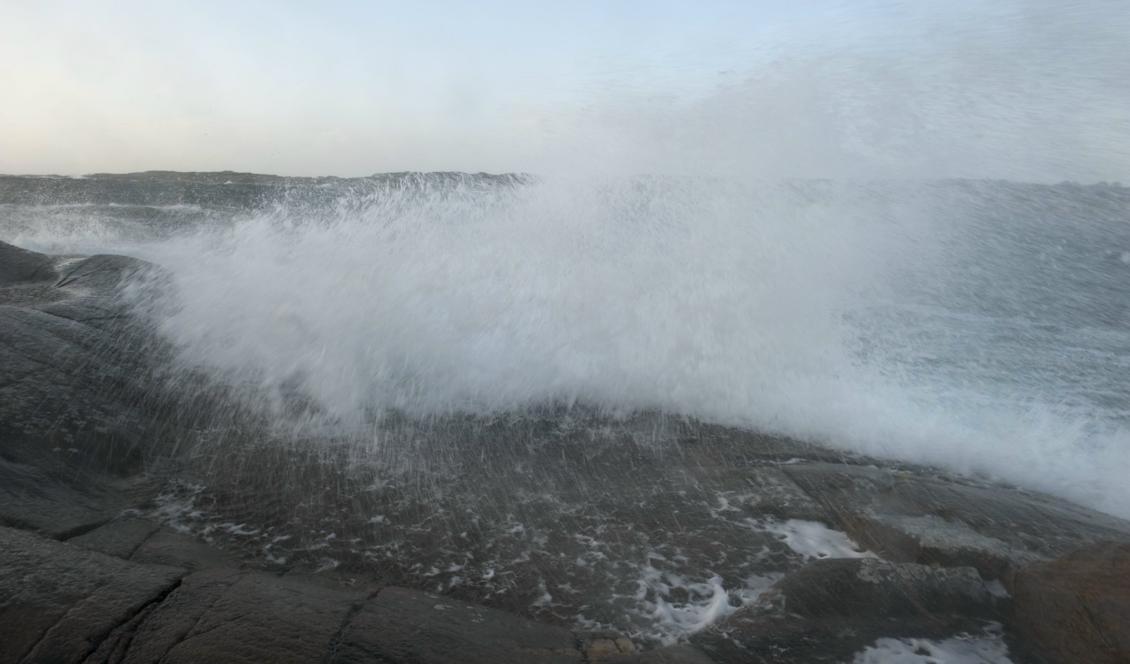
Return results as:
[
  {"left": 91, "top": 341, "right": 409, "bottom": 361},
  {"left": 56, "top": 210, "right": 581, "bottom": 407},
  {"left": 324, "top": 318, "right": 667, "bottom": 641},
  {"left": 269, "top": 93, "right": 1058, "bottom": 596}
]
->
[{"left": 89, "top": 175, "right": 1130, "bottom": 519}]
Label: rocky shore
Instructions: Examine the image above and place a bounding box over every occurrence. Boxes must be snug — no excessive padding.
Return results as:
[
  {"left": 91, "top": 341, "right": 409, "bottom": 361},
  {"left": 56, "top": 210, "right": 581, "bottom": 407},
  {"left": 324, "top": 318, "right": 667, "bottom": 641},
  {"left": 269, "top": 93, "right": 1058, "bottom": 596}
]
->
[{"left": 2, "top": 239, "right": 1129, "bottom": 663}]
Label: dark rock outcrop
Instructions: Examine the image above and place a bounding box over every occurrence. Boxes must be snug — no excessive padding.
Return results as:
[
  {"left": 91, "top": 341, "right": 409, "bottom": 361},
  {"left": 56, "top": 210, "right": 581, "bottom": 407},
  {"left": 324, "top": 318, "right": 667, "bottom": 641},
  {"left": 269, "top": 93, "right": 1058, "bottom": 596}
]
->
[
  {"left": 602, "top": 645, "right": 717, "bottom": 663},
  {"left": 692, "top": 558, "right": 1003, "bottom": 663},
  {"left": 0, "top": 526, "right": 184, "bottom": 664},
  {"left": 68, "top": 516, "right": 239, "bottom": 571},
  {"left": 768, "top": 558, "right": 997, "bottom": 619},
  {"left": 1011, "top": 542, "right": 1130, "bottom": 664},
  {"left": 66, "top": 515, "right": 163, "bottom": 559},
  {"left": 0, "top": 524, "right": 597, "bottom": 664},
  {"left": 0, "top": 241, "right": 55, "bottom": 285},
  {"left": 158, "top": 572, "right": 368, "bottom": 664},
  {"left": 0, "top": 241, "right": 181, "bottom": 539},
  {"left": 783, "top": 463, "right": 1130, "bottom": 578},
  {"left": 329, "top": 586, "right": 581, "bottom": 664}
]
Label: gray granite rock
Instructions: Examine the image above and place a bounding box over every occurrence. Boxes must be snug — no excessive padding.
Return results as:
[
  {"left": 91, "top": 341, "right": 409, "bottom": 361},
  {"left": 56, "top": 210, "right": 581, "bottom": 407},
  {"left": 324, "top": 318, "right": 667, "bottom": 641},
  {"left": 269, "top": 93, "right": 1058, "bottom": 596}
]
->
[
  {"left": 158, "top": 572, "right": 367, "bottom": 664},
  {"left": 581, "top": 633, "right": 638, "bottom": 660},
  {"left": 693, "top": 558, "right": 1003, "bottom": 663},
  {"left": 0, "top": 240, "right": 55, "bottom": 285},
  {"left": 1011, "top": 542, "right": 1130, "bottom": 664},
  {"left": 738, "top": 466, "right": 829, "bottom": 522},
  {"left": 0, "top": 525, "right": 183, "bottom": 664},
  {"left": 131, "top": 528, "right": 239, "bottom": 571},
  {"left": 67, "top": 515, "right": 163, "bottom": 558},
  {"left": 603, "top": 644, "right": 717, "bottom": 663},
  {"left": 117, "top": 567, "right": 243, "bottom": 664},
  {"left": 769, "top": 558, "right": 997, "bottom": 619},
  {"left": 0, "top": 242, "right": 172, "bottom": 539},
  {"left": 0, "top": 453, "right": 141, "bottom": 538},
  {"left": 330, "top": 586, "right": 582, "bottom": 664},
  {"left": 783, "top": 463, "right": 1130, "bottom": 577}
]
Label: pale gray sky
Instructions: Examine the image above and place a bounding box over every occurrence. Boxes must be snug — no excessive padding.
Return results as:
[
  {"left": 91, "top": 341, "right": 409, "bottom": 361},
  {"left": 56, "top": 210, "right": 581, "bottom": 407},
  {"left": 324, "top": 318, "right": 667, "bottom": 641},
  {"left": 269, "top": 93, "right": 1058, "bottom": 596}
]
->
[{"left": 1, "top": 0, "right": 1127, "bottom": 181}]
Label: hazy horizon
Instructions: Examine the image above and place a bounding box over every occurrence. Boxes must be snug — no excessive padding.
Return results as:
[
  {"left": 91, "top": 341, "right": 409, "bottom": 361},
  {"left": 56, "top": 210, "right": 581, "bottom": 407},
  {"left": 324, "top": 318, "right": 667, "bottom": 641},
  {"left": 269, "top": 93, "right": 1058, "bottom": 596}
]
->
[
  {"left": 3, "top": 1, "right": 1129, "bottom": 182},
  {"left": 3, "top": 171, "right": 1129, "bottom": 188}
]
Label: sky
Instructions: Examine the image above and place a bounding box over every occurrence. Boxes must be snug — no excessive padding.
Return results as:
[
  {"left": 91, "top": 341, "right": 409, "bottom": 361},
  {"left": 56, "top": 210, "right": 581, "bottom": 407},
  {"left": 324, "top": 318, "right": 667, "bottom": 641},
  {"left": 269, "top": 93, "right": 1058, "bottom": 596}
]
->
[{"left": 1, "top": 0, "right": 1128, "bottom": 181}]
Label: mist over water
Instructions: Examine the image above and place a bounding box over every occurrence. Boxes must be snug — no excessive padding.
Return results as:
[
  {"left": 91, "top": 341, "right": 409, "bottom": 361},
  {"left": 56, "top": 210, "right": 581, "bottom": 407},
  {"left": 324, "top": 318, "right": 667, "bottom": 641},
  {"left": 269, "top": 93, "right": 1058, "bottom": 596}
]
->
[
  {"left": 144, "top": 178, "right": 885, "bottom": 421},
  {"left": 132, "top": 177, "right": 1130, "bottom": 518}
]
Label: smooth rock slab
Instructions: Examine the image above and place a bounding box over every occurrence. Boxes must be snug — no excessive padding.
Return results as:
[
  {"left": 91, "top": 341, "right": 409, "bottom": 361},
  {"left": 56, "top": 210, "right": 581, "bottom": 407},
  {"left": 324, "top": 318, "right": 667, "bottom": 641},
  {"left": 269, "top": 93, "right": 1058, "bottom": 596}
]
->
[
  {"left": 1011, "top": 542, "right": 1130, "bottom": 664},
  {"left": 67, "top": 516, "right": 163, "bottom": 558},
  {"left": 603, "top": 644, "right": 717, "bottom": 663},
  {"left": 331, "top": 586, "right": 583, "bottom": 664},
  {"left": 0, "top": 526, "right": 183, "bottom": 664},
  {"left": 693, "top": 559, "right": 1002, "bottom": 664},
  {"left": 0, "top": 455, "right": 136, "bottom": 538},
  {"left": 0, "top": 244, "right": 167, "bottom": 546},
  {"left": 116, "top": 568, "right": 243, "bottom": 664},
  {"left": 783, "top": 463, "right": 1130, "bottom": 577},
  {"left": 737, "top": 466, "right": 829, "bottom": 522},
  {"left": 0, "top": 240, "right": 55, "bottom": 285},
  {"left": 130, "top": 527, "right": 240, "bottom": 571},
  {"left": 158, "top": 572, "right": 367, "bottom": 664},
  {"left": 769, "top": 558, "right": 997, "bottom": 619}
]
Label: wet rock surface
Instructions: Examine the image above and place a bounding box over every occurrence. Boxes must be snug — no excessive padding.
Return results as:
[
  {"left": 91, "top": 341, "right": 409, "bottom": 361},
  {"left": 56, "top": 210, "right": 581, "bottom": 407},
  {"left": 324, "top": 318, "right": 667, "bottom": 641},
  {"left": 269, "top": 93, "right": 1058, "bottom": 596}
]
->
[
  {"left": 784, "top": 463, "right": 1130, "bottom": 578},
  {"left": 1010, "top": 542, "right": 1130, "bottom": 664},
  {"left": 330, "top": 586, "right": 580, "bottom": 664},
  {"left": 691, "top": 558, "right": 1005, "bottom": 663},
  {"left": 0, "top": 240, "right": 165, "bottom": 539},
  {"left": 0, "top": 526, "right": 183, "bottom": 664},
  {"left": 1, "top": 524, "right": 586, "bottom": 664},
  {"left": 767, "top": 558, "right": 997, "bottom": 619},
  {"left": 3, "top": 240, "right": 1130, "bottom": 663}
]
